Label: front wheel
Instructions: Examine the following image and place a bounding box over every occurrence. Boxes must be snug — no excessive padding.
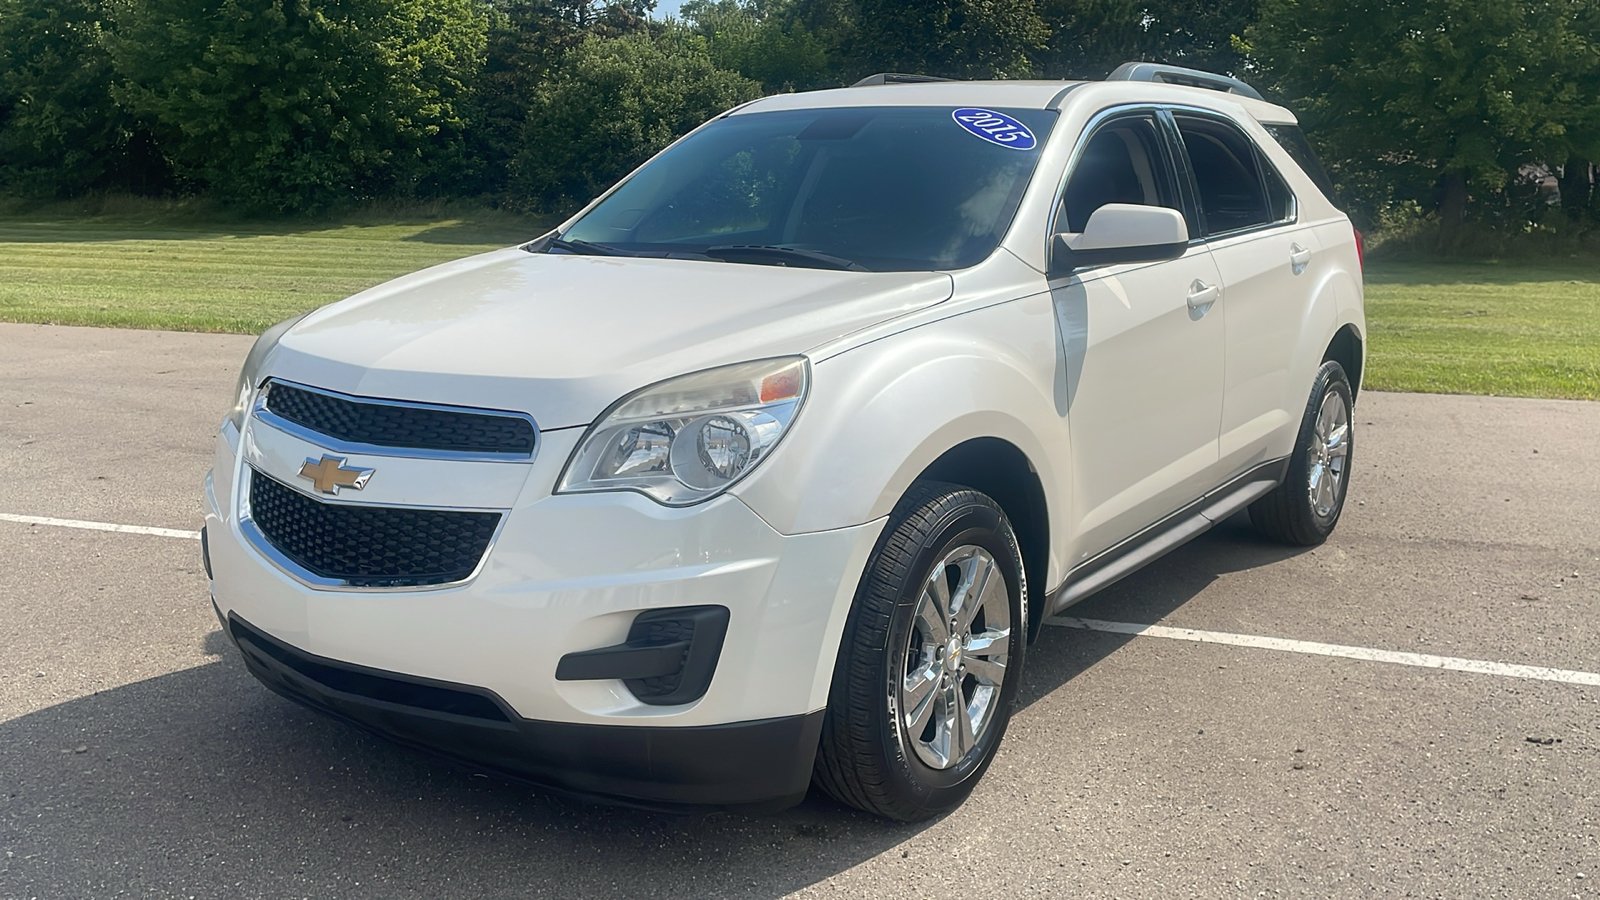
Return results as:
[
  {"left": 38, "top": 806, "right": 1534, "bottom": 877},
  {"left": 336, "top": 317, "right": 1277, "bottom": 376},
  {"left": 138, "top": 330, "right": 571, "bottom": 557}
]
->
[
  {"left": 1250, "top": 360, "right": 1355, "bottom": 546},
  {"left": 812, "top": 482, "right": 1027, "bottom": 822}
]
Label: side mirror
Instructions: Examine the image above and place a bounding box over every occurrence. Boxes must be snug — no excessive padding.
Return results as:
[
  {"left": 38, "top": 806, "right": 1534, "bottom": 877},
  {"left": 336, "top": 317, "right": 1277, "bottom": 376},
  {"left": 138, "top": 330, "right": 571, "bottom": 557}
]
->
[{"left": 1048, "top": 203, "right": 1190, "bottom": 278}]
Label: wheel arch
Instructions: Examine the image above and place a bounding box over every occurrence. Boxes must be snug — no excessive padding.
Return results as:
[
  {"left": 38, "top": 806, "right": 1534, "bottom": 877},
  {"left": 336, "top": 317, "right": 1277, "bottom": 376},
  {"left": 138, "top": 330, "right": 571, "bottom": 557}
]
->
[
  {"left": 729, "top": 303, "right": 1070, "bottom": 657},
  {"left": 915, "top": 438, "right": 1052, "bottom": 642},
  {"left": 1323, "top": 323, "right": 1365, "bottom": 398}
]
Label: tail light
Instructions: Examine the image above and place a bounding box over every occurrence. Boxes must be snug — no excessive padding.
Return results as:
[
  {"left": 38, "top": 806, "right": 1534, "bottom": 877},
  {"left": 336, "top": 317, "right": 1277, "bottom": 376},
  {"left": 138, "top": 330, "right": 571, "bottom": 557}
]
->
[{"left": 1353, "top": 227, "right": 1365, "bottom": 273}]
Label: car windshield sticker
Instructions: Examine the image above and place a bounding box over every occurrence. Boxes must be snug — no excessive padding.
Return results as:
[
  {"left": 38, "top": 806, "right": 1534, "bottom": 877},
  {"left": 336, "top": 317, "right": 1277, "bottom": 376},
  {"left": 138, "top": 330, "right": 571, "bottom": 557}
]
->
[{"left": 952, "top": 109, "right": 1037, "bottom": 151}]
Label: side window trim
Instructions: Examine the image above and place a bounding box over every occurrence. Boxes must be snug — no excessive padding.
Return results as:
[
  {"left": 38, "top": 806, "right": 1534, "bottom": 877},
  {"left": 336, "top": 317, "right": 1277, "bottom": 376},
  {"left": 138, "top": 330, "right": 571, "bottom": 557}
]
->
[
  {"left": 1157, "top": 109, "right": 1205, "bottom": 242},
  {"left": 1048, "top": 107, "right": 1184, "bottom": 238},
  {"left": 1254, "top": 143, "right": 1299, "bottom": 226},
  {"left": 1167, "top": 108, "right": 1300, "bottom": 242}
]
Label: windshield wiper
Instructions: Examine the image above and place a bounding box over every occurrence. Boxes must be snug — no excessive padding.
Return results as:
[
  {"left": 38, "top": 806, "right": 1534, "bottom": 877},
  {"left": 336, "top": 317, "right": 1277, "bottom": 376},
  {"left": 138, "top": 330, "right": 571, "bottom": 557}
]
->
[
  {"left": 702, "top": 245, "right": 868, "bottom": 272},
  {"left": 535, "top": 235, "right": 720, "bottom": 261},
  {"left": 534, "top": 235, "right": 638, "bottom": 257}
]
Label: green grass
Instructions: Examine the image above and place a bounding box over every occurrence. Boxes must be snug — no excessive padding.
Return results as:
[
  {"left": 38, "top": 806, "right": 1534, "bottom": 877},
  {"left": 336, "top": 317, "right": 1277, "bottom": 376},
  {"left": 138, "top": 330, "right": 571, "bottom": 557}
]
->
[
  {"left": 0, "top": 206, "right": 547, "bottom": 333},
  {"left": 1363, "top": 260, "right": 1600, "bottom": 401},
  {"left": 2, "top": 208, "right": 1598, "bottom": 400}
]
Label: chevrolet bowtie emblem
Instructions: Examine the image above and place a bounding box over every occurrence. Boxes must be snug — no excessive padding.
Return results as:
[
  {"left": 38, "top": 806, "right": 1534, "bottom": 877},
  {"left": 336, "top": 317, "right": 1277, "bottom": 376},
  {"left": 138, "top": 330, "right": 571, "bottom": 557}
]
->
[{"left": 298, "top": 455, "right": 374, "bottom": 495}]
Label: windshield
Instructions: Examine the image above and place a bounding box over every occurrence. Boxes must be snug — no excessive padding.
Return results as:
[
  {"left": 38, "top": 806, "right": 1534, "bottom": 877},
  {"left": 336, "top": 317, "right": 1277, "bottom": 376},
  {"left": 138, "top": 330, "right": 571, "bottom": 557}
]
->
[{"left": 557, "top": 106, "right": 1057, "bottom": 272}]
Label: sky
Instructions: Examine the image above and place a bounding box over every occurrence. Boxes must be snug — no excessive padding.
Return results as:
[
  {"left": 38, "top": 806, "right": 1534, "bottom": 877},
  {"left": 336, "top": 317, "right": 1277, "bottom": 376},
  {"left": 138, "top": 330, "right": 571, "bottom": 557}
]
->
[{"left": 653, "top": 0, "right": 686, "bottom": 19}]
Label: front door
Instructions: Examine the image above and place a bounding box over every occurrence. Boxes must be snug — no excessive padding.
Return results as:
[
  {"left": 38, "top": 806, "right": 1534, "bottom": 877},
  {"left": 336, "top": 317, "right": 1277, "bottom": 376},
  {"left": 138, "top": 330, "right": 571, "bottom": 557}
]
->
[{"left": 1048, "top": 111, "right": 1227, "bottom": 565}]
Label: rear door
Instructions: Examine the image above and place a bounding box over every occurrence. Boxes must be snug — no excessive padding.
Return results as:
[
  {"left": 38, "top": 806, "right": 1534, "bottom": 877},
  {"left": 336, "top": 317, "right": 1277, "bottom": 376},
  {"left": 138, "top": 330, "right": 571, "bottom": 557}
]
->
[
  {"left": 1169, "top": 112, "right": 1324, "bottom": 477},
  {"left": 1050, "top": 110, "right": 1227, "bottom": 564}
]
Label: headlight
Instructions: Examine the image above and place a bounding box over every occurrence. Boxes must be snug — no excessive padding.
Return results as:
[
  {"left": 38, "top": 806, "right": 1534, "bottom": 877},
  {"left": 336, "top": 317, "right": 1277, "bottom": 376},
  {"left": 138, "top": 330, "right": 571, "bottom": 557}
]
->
[
  {"left": 224, "top": 312, "right": 311, "bottom": 432},
  {"left": 557, "top": 357, "right": 809, "bottom": 506}
]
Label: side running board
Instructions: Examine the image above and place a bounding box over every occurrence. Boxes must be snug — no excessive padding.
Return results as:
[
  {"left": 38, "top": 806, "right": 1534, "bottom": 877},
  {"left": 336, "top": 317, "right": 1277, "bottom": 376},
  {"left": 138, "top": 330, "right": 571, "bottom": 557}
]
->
[{"left": 1044, "top": 457, "right": 1288, "bottom": 618}]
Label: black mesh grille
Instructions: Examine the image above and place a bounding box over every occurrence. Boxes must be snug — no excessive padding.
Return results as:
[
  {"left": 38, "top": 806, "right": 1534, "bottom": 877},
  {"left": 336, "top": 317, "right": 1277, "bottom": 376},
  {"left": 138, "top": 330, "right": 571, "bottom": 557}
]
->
[
  {"left": 249, "top": 470, "right": 500, "bottom": 587},
  {"left": 264, "top": 382, "right": 535, "bottom": 456}
]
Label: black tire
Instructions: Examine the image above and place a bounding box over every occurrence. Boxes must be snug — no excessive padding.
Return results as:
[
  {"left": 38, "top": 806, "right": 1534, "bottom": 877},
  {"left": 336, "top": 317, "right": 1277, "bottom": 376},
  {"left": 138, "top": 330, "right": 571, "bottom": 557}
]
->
[
  {"left": 812, "top": 481, "right": 1028, "bottom": 822},
  {"left": 1249, "top": 360, "right": 1355, "bottom": 546}
]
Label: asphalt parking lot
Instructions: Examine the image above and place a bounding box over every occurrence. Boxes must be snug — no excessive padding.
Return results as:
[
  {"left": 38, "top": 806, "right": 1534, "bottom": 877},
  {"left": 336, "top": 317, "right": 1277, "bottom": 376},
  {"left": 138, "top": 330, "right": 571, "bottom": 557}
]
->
[{"left": 3, "top": 322, "right": 1599, "bottom": 899}]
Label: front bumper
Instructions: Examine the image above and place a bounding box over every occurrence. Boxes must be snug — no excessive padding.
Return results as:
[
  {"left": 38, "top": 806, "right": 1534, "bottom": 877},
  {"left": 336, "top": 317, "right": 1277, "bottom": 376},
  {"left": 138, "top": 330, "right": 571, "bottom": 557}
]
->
[
  {"left": 205, "top": 418, "right": 884, "bottom": 808},
  {"left": 227, "top": 611, "right": 823, "bottom": 810}
]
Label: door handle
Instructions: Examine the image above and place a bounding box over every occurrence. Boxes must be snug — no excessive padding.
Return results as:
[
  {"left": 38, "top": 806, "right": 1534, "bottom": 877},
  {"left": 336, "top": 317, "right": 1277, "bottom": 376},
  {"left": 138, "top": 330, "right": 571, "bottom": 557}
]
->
[
  {"left": 1290, "top": 243, "right": 1312, "bottom": 275},
  {"left": 1186, "top": 280, "right": 1220, "bottom": 311}
]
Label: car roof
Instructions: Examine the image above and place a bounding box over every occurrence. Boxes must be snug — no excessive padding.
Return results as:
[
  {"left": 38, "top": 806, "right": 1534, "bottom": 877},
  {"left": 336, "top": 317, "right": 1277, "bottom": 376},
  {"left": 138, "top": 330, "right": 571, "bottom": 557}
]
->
[
  {"left": 735, "top": 79, "right": 1298, "bottom": 126},
  {"left": 737, "top": 81, "right": 1085, "bottom": 114}
]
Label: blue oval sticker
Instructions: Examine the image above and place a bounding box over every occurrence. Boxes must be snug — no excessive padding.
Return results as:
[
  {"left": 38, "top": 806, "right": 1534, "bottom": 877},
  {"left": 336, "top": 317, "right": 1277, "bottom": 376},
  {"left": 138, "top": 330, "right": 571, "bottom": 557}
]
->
[{"left": 952, "top": 108, "right": 1037, "bottom": 151}]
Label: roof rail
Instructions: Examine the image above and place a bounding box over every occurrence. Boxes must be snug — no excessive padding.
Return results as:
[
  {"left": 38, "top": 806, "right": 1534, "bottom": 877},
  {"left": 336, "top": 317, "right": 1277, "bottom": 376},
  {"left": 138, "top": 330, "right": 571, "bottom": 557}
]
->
[
  {"left": 1105, "top": 62, "right": 1264, "bottom": 102},
  {"left": 850, "top": 73, "right": 955, "bottom": 87}
]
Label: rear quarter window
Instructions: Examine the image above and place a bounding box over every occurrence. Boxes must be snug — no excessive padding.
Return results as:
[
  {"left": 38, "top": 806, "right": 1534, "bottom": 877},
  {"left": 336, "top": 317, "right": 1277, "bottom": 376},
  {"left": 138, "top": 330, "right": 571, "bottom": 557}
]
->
[{"left": 1263, "top": 124, "right": 1340, "bottom": 208}]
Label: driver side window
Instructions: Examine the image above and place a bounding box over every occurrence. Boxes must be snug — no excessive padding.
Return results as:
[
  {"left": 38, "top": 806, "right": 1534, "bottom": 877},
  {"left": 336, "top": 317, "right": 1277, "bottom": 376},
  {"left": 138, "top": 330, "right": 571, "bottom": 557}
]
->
[{"left": 1056, "top": 114, "right": 1180, "bottom": 234}]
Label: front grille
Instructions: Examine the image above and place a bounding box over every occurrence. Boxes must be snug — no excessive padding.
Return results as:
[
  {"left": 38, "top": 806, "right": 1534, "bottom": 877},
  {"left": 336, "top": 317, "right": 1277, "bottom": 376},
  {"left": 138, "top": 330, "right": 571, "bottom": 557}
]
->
[
  {"left": 248, "top": 470, "right": 500, "bottom": 588},
  {"left": 263, "top": 381, "right": 535, "bottom": 457}
]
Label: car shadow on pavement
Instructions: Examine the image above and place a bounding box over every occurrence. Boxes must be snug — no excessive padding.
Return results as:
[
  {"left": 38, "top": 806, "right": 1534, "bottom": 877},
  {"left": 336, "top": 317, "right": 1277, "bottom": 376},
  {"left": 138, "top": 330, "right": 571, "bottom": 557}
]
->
[
  {"left": 0, "top": 517, "right": 1305, "bottom": 898},
  {"left": 0, "top": 657, "right": 907, "bottom": 898},
  {"left": 1015, "top": 514, "right": 1310, "bottom": 711}
]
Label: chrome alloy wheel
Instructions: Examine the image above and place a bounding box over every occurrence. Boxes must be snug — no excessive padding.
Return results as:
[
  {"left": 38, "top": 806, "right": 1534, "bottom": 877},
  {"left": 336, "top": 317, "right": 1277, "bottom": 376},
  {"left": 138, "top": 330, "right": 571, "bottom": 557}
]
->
[
  {"left": 1307, "top": 388, "right": 1351, "bottom": 519},
  {"left": 895, "top": 545, "right": 1012, "bottom": 770}
]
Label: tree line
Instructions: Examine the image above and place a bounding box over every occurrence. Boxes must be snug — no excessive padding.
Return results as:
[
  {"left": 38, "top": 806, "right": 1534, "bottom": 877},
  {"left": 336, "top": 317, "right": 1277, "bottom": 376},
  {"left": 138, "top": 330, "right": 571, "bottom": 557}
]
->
[{"left": 2, "top": 0, "right": 1597, "bottom": 247}]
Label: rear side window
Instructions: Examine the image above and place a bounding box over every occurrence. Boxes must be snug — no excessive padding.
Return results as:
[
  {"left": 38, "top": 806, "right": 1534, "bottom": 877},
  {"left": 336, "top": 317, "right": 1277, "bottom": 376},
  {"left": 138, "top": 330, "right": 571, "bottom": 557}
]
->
[
  {"left": 1264, "top": 124, "right": 1339, "bottom": 207},
  {"left": 1174, "top": 115, "right": 1271, "bottom": 235}
]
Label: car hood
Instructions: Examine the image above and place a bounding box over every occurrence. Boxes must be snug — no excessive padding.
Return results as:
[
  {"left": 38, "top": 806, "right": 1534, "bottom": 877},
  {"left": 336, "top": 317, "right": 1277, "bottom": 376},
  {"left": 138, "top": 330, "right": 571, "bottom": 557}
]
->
[{"left": 268, "top": 248, "right": 953, "bottom": 428}]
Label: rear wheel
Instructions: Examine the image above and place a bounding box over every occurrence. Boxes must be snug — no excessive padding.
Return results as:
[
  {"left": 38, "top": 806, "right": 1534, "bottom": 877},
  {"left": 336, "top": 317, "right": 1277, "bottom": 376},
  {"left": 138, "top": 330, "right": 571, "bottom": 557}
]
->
[
  {"left": 812, "top": 482, "right": 1027, "bottom": 822},
  {"left": 1250, "top": 360, "right": 1354, "bottom": 546}
]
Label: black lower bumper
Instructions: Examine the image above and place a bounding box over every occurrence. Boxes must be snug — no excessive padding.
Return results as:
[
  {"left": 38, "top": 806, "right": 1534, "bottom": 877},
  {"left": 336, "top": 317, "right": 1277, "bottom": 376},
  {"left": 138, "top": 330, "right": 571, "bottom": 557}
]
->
[{"left": 225, "top": 612, "right": 823, "bottom": 812}]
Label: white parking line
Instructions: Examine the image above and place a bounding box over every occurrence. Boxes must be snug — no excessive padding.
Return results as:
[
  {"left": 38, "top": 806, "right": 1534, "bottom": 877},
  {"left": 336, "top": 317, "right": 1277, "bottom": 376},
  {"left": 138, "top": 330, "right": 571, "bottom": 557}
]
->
[
  {"left": 9, "top": 510, "right": 1598, "bottom": 688},
  {"left": 1047, "top": 616, "right": 1600, "bottom": 687},
  {"left": 0, "top": 512, "right": 200, "bottom": 541}
]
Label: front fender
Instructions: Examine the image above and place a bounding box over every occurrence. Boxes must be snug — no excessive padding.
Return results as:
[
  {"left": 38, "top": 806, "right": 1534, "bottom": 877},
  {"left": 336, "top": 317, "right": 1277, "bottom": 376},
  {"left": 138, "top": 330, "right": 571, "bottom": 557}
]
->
[{"left": 733, "top": 296, "right": 1067, "bottom": 563}]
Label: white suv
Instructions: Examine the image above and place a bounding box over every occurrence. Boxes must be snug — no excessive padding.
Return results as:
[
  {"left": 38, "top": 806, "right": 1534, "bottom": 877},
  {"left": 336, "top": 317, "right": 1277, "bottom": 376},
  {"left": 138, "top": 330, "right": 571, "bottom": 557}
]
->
[{"left": 203, "top": 64, "right": 1364, "bottom": 822}]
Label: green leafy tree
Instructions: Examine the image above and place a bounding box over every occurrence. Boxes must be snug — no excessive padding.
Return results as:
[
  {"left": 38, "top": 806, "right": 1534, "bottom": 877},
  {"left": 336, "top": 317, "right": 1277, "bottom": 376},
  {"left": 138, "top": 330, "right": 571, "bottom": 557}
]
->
[
  {"left": 1034, "top": 0, "right": 1262, "bottom": 81},
  {"left": 788, "top": 0, "right": 858, "bottom": 67},
  {"left": 1561, "top": 159, "right": 1597, "bottom": 221},
  {"left": 107, "top": 0, "right": 490, "bottom": 211},
  {"left": 681, "top": 0, "right": 835, "bottom": 91},
  {"left": 848, "top": 0, "right": 1049, "bottom": 79},
  {"left": 510, "top": 29, "right": 761, "bottom": 213},
  {"left": 1551, "top": 0, "right": 1600, "bottom": 221},
  {"left": 1249, "top": 0, "right": 1600, "bottom": 244},
  {"left": 469, "top": 1, "right": 654, "bottom": 195},
  {"left": 482, "top": 0, "right": 654, "bottom": 92},
  {"left": 1033, "top": 0, "right": 1143, "bottom": 78},
  {"left": 1139, "top": 0, "right": 1258, "bottom": 75},
  {"left": 0, "top": 0, "right": 167, "bottom": 197}
]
